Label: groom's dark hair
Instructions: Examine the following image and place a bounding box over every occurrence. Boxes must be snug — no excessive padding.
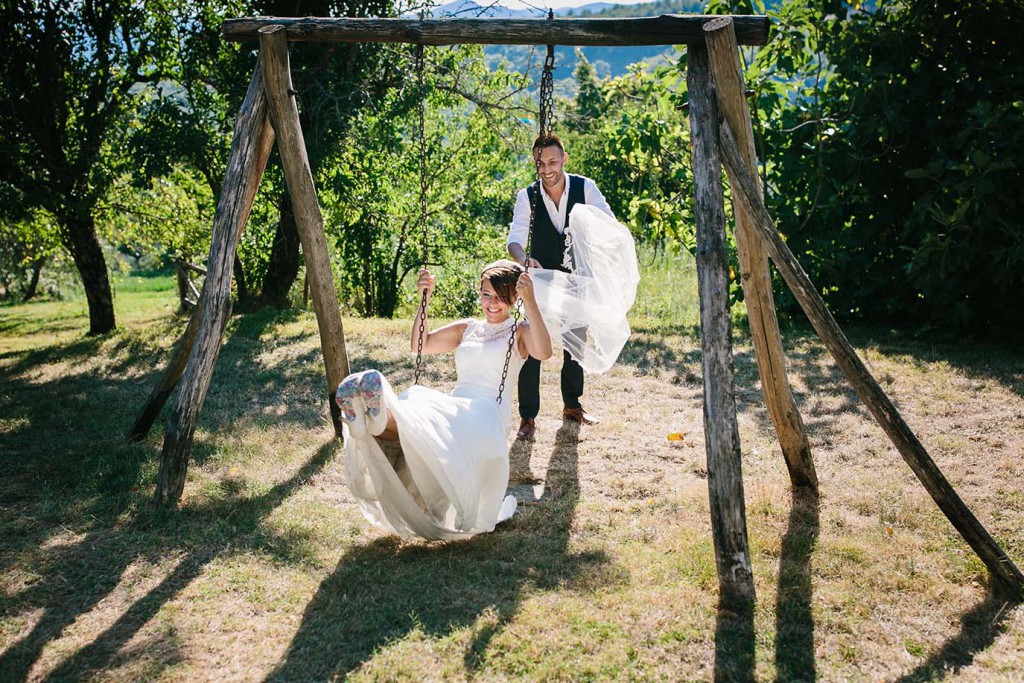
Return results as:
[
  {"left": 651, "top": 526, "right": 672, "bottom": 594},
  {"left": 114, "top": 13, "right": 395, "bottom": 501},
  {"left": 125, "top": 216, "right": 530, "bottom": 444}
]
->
[
  {"left": 481, "top": 260, "right": 523, "bottom": 306},
  {"left": 532, "top": 134, "right": 564, "bottom": 155}
]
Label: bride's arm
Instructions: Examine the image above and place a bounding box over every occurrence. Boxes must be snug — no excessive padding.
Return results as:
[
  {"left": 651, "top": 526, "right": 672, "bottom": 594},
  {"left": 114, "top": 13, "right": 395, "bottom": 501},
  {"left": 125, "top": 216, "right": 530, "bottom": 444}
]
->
[
  {"left": 515, "top": 272, "right": 553, "bottom": 361},
  {"left": 410, "top": 268, "right": 467, "bottom": 354}
]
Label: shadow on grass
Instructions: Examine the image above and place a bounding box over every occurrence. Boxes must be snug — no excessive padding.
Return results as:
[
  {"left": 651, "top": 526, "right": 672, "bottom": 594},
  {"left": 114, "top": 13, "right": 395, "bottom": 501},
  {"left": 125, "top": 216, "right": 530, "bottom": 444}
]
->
[
  {"left": 714, "top": 602, "right": 755, "bottom": 683},
  {"left": 616, "top": 322, "right": 864, "bottom": 451},
  {"left": 774, "top": 489, "right": 821, "bottom": 682},
  {"left": 894, "top": 585, "right": 1020, "bottom": 683},
  {"left": 508, "top": 432, "right": 540, "bottom": 485},
  {"left": 0, "top": 306, "right": 351, "bottom": 680},
  {"left": 835, "top": 324, "right": 1024, "bottom": 401},
  {"left": 0, "top": 438, "right": 340, "bottom": 682},
  {"left": 267, "top": 420, "right": 601, "bottom": 680},
  {"left": 616, "top": 321, "right": 702, "bottom": 381}
]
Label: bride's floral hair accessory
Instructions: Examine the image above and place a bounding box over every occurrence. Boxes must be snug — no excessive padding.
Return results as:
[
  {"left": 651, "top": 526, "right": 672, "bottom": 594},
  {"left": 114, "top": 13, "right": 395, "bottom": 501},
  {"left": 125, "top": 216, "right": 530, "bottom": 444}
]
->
[{"left": 481, "top": 259, "right": 523, "bottom": 306}]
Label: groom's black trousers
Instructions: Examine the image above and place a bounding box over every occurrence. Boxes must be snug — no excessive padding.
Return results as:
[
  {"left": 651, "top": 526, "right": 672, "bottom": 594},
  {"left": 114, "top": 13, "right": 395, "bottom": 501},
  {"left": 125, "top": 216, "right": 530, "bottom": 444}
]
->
[{"left": 518, "top": 348, "right": 585, "bottom": 418}]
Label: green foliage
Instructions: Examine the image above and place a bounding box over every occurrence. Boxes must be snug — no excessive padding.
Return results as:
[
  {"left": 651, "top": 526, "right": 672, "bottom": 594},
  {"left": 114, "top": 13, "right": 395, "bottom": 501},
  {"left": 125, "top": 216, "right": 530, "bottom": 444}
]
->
[
  {"left": 0, "top": 211, "right": 68, "bottom": 302},
  {"left": 0, "top": 0, "right": 181, "bottom": 219},
  {"left": 323, "top": 44, "right": 530, "bottom": 318},
  {"left": 96, "top": 166, "right": 215, "bottom": 267},
  {"left": 568, "top": 57, "right": 696, "bottom": 251},
  {"left": 118, "top": 0, "right": 399, "bottom": 306},
  {"left": 751, "top": 0, "right": 1024, "bottom": 332},
  {"left": 564, "top": 51, "right": 751, "bottom": 304},
  {"left": 0, "top": 0, "right": 196, "bottom": 332}
]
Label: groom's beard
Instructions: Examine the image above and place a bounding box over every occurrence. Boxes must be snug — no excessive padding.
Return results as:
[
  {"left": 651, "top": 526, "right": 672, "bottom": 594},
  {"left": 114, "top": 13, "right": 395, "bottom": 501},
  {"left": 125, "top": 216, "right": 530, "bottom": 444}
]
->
[{"left": 541, "top": 175, "right": 564, "bottom": 193}]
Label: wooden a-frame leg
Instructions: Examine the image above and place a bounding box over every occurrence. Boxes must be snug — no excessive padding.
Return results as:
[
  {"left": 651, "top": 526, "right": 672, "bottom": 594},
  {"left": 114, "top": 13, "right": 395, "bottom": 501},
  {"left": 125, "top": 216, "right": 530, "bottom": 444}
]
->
[
  {"left": 688, "top": 43, "right": 756, "bottom": 610},
  {"left": 259, "top": 25, "right": 350, "bottom": 436},
  {"left": 154, "top": 64, "right": 275, "bottom": 506},
  {"left": 704, "top": 17, "right": 818, "bottom": 492},
  {"left": 717, "top": 116, "right": 1024, "bottom": 596}
]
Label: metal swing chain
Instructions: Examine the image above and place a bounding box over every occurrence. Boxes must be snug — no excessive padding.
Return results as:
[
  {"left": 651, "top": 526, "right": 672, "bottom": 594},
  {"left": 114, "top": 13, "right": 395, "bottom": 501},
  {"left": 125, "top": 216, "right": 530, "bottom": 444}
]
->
[
  {"left": 539, "top": 41, "right": 556, "bottom": 138},
  {"left": 413, "top": 43, "right": 429, "bottom": 386},
  {"left": 496, "top": 37, "right": 556, "bottom": 405}
]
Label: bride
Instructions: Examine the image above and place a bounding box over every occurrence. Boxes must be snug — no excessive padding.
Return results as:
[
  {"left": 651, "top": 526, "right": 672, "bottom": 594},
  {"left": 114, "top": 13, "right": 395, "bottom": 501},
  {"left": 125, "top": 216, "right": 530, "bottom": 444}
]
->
[{"left": 336, "top": 204, "right": 638, "bottom": 541}]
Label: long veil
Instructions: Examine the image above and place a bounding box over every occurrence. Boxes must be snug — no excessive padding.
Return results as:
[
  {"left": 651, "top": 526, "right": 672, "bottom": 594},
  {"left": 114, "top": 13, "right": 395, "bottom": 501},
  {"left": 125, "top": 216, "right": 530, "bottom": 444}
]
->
[{"left": 530, "top": 204, "right": 640, "bottom": 373}]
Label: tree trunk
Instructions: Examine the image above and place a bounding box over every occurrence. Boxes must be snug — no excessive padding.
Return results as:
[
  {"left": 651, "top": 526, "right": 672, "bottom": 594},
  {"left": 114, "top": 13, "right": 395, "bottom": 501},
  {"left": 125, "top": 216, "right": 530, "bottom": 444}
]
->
[
  {"left": 174, "top": 261, "right": 191, "bottom": 312},
  {"left": 261, "top": 191, "right": 302, "bottom": 305},
  {"left": 61, "top": 211, "right": 115, "bottom": 335},
  {"left": 23, "top": 256, "right": 45, "bottom": 301},
  {"left": 233, "top": 254, "right": 250, "bottom": 304}
]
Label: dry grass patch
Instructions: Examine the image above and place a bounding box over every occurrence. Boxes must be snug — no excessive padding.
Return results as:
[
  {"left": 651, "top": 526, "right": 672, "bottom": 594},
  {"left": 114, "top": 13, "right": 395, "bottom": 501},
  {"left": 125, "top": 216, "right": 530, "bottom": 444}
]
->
[{"left": 2, "top": 273, "right": 1023, "bottom": 681}]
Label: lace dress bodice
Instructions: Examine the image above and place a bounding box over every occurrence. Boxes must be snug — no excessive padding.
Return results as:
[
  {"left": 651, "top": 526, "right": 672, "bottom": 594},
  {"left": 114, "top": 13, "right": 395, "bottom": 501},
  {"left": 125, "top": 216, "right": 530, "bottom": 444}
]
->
[{"left": 452, "top": 318, "right": 524, "bottom": 407}]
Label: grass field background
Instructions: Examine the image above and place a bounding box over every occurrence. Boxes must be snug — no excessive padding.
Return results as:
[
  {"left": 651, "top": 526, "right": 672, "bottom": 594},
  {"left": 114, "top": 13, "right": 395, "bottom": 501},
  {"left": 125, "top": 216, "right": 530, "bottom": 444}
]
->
[{"left": 1, "top": 257, "right": 1022, "bottom": 680}]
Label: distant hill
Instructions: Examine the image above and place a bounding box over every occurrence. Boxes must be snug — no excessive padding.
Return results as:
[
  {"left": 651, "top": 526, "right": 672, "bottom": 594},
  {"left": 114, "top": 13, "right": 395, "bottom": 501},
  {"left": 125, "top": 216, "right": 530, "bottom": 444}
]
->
[
  {"left": 432, "top": 0, "right": 706, "bottom": 79},
  {"left": 560, "top": 0, "right": 704, "bottom": 18},
  {"left": 430, "top": 0, "right": 811, "bottom": 79}
]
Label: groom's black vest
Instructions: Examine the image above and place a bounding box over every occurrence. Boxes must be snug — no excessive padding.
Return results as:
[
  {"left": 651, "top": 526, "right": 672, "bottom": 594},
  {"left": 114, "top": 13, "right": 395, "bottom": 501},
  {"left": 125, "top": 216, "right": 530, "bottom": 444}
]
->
[{"left": 526, "top": 174, "right": 586, "bottom": 272}]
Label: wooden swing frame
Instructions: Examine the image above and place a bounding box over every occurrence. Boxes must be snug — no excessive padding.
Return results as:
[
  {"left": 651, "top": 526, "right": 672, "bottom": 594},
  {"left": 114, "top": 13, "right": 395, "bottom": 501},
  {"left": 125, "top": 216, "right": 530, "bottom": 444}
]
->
[{"left": 129, "top": 14, "right": 1022, "bottom": 603}]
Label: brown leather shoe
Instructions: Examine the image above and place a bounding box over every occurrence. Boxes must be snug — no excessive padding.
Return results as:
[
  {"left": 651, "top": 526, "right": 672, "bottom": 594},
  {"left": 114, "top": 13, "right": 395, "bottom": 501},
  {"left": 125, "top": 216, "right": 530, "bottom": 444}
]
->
[
  {"left": 563, "top": 407, "right": 599, "bottom": 425},
  {"left": 516, "top": 418, "right": 536, "bottom": 441}
]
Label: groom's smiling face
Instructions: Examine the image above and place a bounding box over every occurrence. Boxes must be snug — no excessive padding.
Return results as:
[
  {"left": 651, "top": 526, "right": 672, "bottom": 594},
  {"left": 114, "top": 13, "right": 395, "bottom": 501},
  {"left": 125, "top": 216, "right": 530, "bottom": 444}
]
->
[{"left": 534, "top": 144, "right": 567, "bottom": 190}]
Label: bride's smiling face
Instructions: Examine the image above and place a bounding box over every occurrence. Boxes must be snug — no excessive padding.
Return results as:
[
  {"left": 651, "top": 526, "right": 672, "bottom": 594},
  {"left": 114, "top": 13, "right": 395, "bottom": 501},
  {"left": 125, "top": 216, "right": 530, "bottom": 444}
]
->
[{"left": 478, "top": 279, "right": 511, "bottom": 324}]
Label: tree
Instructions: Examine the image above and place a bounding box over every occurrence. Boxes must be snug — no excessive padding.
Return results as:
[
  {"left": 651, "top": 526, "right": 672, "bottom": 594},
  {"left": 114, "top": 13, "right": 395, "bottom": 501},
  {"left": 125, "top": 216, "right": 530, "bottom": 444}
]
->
[
  {"left": 0, "top": 1, "right": 179, "bottom": 334},
  {"left": 567, "top": 53, "right": 702, "bottom": 256},
  {"left": 128, "top": 0, "right": 399, "bottom": 309},
  {"left": 0, "top": 209, "right": 64, "bottom": 302},
  {"left": 324, "top": 43, "right": 529, "bottom": 318},
  {"left": 124, "top": 0, "right": 255, "bottom": 300},
  {"left": 95, "top": 165, "right": 215, "bottom": 310},
  {"left": 752, "top": 0, "right": 1024, "bottom": 332}
]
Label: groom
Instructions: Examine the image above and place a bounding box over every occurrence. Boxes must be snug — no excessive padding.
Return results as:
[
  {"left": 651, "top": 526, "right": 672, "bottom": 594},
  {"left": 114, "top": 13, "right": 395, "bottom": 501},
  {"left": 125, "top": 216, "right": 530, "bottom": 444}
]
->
[{"left": 507, "top": 134, "right": 615, "bottom": 441}]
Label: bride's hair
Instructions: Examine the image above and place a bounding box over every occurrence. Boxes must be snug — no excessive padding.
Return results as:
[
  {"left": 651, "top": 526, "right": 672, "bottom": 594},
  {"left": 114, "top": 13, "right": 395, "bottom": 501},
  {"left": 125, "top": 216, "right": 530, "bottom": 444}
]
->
[{"left": 481, "top": 259, "right": 523, "bottom": 306}]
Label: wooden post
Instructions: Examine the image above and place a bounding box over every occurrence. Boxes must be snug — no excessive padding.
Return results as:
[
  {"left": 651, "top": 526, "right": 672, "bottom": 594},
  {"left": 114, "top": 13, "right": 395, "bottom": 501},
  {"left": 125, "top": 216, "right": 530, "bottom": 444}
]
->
[
  {"left": 154, "top": 65, "right": 275, "bottom": 506},
  {"left": 717, "top": 119, "right": 1024, "bottom": 595},
  {"left": 688, "top": 44, "right": 755, "bottom": 610},
  {"left": 259, "top": 25, "right": 350, "bottom": 435},
  {"left": 703, "top": 17, "right": 818, "bottom": 492},
  {"left": 130, "top": 95, "right": 273, "bottom": 445}
]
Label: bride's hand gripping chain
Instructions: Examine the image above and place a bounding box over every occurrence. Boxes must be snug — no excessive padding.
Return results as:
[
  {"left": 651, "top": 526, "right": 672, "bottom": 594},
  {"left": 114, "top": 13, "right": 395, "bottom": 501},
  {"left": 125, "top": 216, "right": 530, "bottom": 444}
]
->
[
  {"left": 416, "top": 267, "right": 436, "bottom": 300},
  {"left": 516, "top": 271, "right": 553, "bottom": 361},
  {"left": 410, "top": 268, "right": 435, "bottom": 353},
  {"left": 409, "top": 268, "right": 466, "bottom": 356}
]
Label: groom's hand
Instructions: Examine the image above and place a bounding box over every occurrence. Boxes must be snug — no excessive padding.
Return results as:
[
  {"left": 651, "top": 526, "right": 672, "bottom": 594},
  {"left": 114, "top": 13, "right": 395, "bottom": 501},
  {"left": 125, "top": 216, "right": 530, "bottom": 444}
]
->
[{"left": 522, "top": 257, "right": 542, "bottom": 269}]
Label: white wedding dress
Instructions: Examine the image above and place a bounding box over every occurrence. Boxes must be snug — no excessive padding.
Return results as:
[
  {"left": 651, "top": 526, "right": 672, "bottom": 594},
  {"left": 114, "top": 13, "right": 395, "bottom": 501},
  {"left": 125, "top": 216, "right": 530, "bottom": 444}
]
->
[
  {"left": 342, "top": 317, "right": 523, "bottom": 541},
  {"left": 341, "top": 203, "right": 639, "bottom": 541}
]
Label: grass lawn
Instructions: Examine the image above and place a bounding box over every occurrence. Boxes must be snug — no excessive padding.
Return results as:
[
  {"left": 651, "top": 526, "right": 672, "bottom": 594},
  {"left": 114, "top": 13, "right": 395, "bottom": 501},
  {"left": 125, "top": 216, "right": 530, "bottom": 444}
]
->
[{"left": 1, "top": 261, "right": 1022, "bottom": 681}]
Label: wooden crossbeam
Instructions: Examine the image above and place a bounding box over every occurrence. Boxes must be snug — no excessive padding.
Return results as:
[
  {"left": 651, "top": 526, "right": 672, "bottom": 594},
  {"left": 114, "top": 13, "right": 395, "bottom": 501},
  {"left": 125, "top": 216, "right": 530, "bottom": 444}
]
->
[{"left": 222, "top": 15, "right": 770, "bottom": 46}]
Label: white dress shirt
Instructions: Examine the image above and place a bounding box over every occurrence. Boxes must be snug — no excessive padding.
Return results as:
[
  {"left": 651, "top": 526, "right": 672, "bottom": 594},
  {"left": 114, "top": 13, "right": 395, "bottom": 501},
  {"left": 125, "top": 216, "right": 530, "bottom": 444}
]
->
[{"left": 507, "top": 172, "right": 615, "bottom": 248}]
